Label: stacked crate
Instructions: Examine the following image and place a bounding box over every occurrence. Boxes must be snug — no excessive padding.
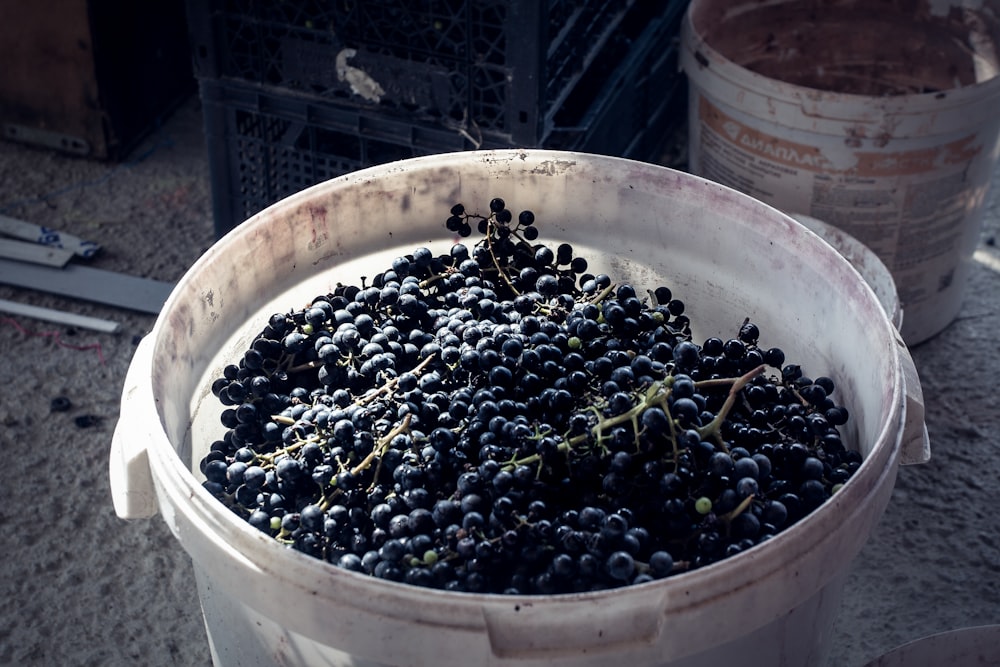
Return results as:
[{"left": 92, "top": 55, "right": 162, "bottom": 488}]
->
[{"left": 186, "top": 0, "right": 690, "bottom": 234}]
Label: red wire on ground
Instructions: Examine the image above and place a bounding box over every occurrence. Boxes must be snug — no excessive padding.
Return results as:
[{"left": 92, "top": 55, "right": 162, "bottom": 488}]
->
[{"left": 1, "top": 316, "right": 106, "bottom": 365}]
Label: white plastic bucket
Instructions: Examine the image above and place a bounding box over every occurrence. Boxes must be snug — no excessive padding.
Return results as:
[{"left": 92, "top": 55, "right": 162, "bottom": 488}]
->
[
  {"left": 680, "top": 0, "right": 1000, "bottom": 345},
  {"left": 862, "top": 625, "right": 1000, "bottom": 666},
  {"left": 109, "top": 150, "right": 929, "bottom": 667},
  {"left": 789, "top": 213, "right": 903, "bottom": 331}
]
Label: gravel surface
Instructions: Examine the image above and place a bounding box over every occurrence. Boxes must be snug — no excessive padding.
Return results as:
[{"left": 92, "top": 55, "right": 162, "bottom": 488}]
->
[{"left": 0, "top": 96, "right": 997, "bottom": 666}]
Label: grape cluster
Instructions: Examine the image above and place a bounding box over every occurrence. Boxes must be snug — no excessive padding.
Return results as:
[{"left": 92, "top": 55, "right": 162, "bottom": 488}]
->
[{"left": 200, "top": 198, "right": 859, "bottom": 594}]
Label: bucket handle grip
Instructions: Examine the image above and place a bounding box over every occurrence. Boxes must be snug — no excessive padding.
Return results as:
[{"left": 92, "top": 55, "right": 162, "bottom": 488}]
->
[
  {"left": 109, "top": 334, "right": 160, "bottom": 519},
  {"left": 896, "top": 334, "right": 930, "bottom": 465}
]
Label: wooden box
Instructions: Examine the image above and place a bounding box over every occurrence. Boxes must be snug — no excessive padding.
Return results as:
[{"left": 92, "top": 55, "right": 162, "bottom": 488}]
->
[{"left": 0, "top": 0, "right": 194, "bottom": 160}]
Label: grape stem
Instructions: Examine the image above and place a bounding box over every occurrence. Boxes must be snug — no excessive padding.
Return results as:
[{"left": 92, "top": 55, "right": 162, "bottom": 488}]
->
[
  {"left": 318, "top": 413, "right": 413, "bottom": 512},
  {"left": 586, "top": 282, "right": 617, "bottom": 305},
  {"left": 696, "top": 364, "right": 767, "bottom": 452},
  {"left": 286, "top": 359, "right": 321, "bottom": 374},
  {"left": 503, "top": 365, "right": 767, "bottom": 472},
  {"left": 359, "top": 354, "right": 436, "bottom": 405},
  {"left": 483, "top": 217, "right": 520, "bottom": 296},
  {"left": 262, "top": 354, "right": 436, "bottom": 469},
  {"left": 272, "top": 354, "right": 436, "bottom": 426},
  {"left": 720, "top": 493, "right": 755, "bottom": 525},
  {"left": 350, "top": 413, "right": 412, "bottom": 477}
]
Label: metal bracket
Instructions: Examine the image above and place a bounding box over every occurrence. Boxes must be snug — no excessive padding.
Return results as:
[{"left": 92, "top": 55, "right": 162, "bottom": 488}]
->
[{"left": 3, "top": 123, "right": 91, "bottom": 156}]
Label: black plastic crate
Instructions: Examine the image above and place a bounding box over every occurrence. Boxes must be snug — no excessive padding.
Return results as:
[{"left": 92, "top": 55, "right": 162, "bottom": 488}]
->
[
  {"left": 545, "top": 5, "right": 686, "bottom": 158},
  {"left": 201, "top": 4, "right": 686, "bottom": 235},
  {"left": 200, "top": 82, "right": 473, "bottom": 234},
  {"left": 186, "top": 0, "right": 683, "bottom": 146}
]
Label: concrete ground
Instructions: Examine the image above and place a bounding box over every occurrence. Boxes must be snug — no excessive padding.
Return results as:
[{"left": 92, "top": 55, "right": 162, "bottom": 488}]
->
[{"left": 0, "top": 95, "right": 997, "bottom": 666}]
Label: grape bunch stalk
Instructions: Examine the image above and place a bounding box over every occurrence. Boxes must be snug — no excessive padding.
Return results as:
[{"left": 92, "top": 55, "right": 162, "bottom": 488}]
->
[{"left": 200, "top": 197, "right": 858, "bottom": 595}]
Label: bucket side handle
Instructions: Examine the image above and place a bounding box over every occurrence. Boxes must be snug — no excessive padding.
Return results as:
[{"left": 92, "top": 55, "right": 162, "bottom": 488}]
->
[
  {"left": 896, "top": 334, "right": 930, "bottom": 465},
  {"left": 109, "top": 334, "right": 161, "bottom": 519},
  {"left": 481, "top": 590, "right": 670, "bottom": 660}
]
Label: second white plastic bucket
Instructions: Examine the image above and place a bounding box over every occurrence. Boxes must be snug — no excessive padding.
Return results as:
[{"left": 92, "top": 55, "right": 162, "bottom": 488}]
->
[
  {"left": 109, "top": 151, "right": 928, "bottom": 666},
  {"left": 680, "top": 0, "right": 1000, "bottom": 345},
  {"left": 790, "top": 213, "right": 903, "bottom": 331}
]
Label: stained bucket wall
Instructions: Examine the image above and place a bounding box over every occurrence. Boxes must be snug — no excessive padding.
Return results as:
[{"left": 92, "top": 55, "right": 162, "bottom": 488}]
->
[{"left": 680, "top": 0, "right": 1000, "bottom": 345}]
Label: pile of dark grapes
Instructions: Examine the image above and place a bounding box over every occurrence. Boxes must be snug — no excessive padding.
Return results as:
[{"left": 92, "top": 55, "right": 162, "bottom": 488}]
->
[{"left": 200, "top": 198, "right": 859, "bottom": 595}]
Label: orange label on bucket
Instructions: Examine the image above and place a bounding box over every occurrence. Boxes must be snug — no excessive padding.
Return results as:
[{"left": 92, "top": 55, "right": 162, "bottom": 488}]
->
[
  {"left": 699, "top": 101, "right": 834, "bottom": 172},
  {"left": 852, "top": 136, "right": 982, "bottom": 177},
  {"left": 698, "top": 99, "right": 983, "bottom": 177}
]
